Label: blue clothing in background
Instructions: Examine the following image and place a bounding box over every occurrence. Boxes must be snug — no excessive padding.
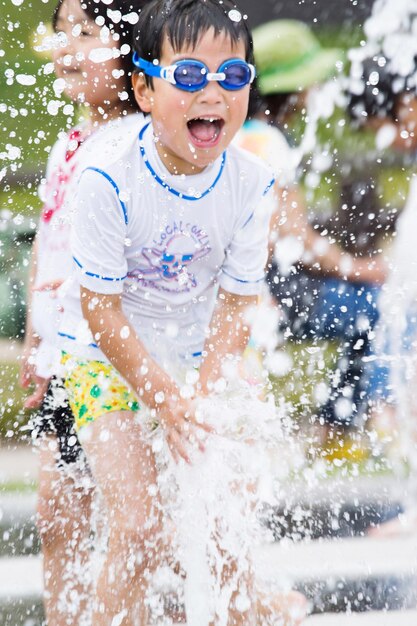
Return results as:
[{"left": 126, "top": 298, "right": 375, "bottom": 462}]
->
[{"left": 268, "top": 266, "right": 381, "bottom": 425}]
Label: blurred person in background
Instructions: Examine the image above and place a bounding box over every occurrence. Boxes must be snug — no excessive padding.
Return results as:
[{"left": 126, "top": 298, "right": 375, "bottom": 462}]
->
[
  {"left": 348, "top": 42, "right": 417, "bottom": 531},
  {"left": 19, "top": 1, "right": 148, "bottom": 623},
  {"left": 239, "top": 19, "right": 388, "bottom": 460}
]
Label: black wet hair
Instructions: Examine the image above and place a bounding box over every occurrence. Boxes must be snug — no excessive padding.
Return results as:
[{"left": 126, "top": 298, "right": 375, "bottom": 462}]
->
[
  {"left": 323, "top": 175, "right": 398, "bottom": 255},
  {"left": 132, "top": 0, "right": 253, "bottom": 88},
  {"left": 246, "top": 81, "right": 300, "bottom": 128},
  {"left": 347, "top": 55, "right": 397, "bottom": 123},
  {"left": 53, "top": 0, "right": 151, "bottom": 110},
  {"left": 246, "top": 79, "right": 263, "bottom": 119},
  {"left": 347, "top": 53, "right": 417, "bottom": 124}
]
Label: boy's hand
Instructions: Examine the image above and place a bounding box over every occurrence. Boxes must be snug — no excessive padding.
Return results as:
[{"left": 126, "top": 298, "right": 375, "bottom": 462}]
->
[
  {"left": 19, "top": 338, "right": 49, "bottom": 409},
  {"left": 19, "top": 338, "right": 39, "bottom": 389},
  {"left": 23, "top": 375, "right": 50, "bottom": 410},
  {"left": 32, "top": 280, "right": 65, "bottom": 312},
  {"left": 32, "top": 279, "right": 64, "bottom": 294},
  {"left": 157, "top": 397, "right": 212, "bottom": 464}
]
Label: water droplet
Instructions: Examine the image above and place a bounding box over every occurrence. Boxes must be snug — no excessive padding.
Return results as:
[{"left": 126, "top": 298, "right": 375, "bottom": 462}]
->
[
  {"left": 228, "top": 9, "right": 242, "bottom": 22},
  {"left": 120, "top": 325, "right": 130, "bottom": 339},
  {"left": 16, "top": 74, "right": 36, "bottom": 86}
]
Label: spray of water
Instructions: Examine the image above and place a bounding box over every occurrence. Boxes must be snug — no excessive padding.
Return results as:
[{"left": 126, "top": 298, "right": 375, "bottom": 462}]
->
[
  {"left": 148, "top": 370, "right": 299, "bottom": 625},
  {"left": 350, "top": 0, "right": 417, "bottom": 485}
]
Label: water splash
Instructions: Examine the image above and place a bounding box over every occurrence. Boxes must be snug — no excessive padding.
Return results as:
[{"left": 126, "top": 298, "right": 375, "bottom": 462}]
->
[
  {"left": 349, "top": 0, "right": 417, "bottom": 99},
  {"left": 354, "top": 0, "right": 417, "bottom": 484},
  {"left": 153, "top": 379, "right": 296, "bottom": 625}
]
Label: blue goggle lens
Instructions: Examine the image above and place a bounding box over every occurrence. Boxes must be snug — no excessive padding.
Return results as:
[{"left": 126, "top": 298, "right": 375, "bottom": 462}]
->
[
  {"left": 173, "top": 63, "right": 207, "bottom": 90},
  {"left": 221, "top": 62, "right": 251, "bottom": 89}
]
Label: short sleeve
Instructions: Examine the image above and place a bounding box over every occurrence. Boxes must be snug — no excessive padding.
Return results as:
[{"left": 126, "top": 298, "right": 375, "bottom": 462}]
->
[
  {"left": 71, "top": 168, "right": 128, "bottom": 294},
  {"left": 219, "top": 178, "right": 275, "bottom": 296}
]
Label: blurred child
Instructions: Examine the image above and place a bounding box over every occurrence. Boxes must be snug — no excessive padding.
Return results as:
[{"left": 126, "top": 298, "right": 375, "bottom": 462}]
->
[
  {"left": 19, "top": 1, "right": 148, "bottom": 623},
  {"left": 242, "top": 20, "right": 387, "bottom": 458},
  {"left": 57, "top": 1, "right": 282, "bottom": 623},
  {"left": 348, "top": 45, "right": 417, "bottom": 532}
]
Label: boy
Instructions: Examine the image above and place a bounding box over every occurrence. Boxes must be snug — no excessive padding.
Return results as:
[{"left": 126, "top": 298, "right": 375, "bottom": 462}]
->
[{"left": 59, "top": 0, "right": 275, "bottom": 623}]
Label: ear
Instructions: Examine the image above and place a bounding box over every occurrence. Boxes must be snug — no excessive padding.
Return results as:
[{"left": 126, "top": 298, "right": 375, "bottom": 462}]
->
[{"left": 132, "top": 72, "right": 153, "bottom": 113}]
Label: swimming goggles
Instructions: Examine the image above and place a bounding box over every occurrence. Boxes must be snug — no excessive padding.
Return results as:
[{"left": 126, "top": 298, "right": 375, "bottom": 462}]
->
[{"left": 132, "top": 53, "right": 255, "bottom": 92}]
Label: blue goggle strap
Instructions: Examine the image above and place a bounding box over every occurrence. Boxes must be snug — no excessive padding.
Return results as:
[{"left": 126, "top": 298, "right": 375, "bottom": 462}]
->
[{"left": 132, "top": 53, "right": 169, "bottom": 79}]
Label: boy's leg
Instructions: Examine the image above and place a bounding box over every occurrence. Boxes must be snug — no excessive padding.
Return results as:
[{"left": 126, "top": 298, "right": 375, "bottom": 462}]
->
[
  {"left": 256, "top": 590, "right": 308, "bottom": 625},
  {"left": 37, "top": 436, "right": 94, "bottom": 626},
  {"left": 80, "top": 410, "right": 162, "bottom": 626},
  {"left": 227, "top": 569, "right": 256, "bottom": 626}
]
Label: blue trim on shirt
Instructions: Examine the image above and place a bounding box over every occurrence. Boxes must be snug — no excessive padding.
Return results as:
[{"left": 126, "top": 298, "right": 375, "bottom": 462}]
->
[
  {"left": 221, "top": 268, "right": 265, "bottom": 284},
  {"left": 83, "top": 167, "right": 128, "bottom": 225},
  {"left": 58, "top": 331, "right": 98, "bottom": 349},
  {"left": 73, "top": 256, "right": 127, "bottom": 282},
  {"left": 241, "top": 212, "right": 254, "bottom": 229},
  {"left": 138, "top": 122, "right": 226, "bottom": 201},
  {"left": 263, "top": 177, "right": 275, "bottom": 196}
]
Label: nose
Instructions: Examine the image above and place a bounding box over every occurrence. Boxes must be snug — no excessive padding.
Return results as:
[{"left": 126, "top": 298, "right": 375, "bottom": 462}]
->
[
  {"left": 196, "top": 80, "right": 224, "bottom": 105},
  {"left": 57, "top": 30, "right": 72, "bottom": 53},
  {"left": 53, "top": 32, "right": 72, "bottom": 63},
  {"left": 53, "top": 31, "right": 84, "bottom": 67}
]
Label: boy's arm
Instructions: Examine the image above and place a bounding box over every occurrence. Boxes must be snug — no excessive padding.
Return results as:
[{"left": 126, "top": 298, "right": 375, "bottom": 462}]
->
[
  {"left": 199, "top": 288, "right": 257, "bottom": 393},
  {"left": 20, "top": 236, "right": 52, "bottom": 409},
  {"left": 272, "top": 184, "right": 387, "bottom": 284},
  {"left": 20, "top": 236, "right": 41, "bottom": 387},
  {"left": 81, "top": 287, "right": 211, "bottom": 463},
  {"left": 201, "top": 171, "right": 275, "bottom": 392}
]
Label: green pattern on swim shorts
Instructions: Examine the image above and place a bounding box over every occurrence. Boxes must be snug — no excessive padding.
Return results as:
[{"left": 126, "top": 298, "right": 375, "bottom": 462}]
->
[
  {"left": 90, "top": 385, "right": 102, "bottom": 398},
  {"left": 61, "top": 352, "right": 141, "bottom": 429}
]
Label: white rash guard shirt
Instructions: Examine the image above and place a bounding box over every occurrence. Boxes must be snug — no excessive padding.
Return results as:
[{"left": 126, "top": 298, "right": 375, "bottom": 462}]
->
[{"left": 59, "top": 121, "right": 275, "bottom": 371}]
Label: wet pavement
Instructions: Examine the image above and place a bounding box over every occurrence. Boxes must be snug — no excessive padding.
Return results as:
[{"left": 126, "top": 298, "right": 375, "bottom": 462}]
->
[
  {"left": 0, "top": 347, "right": 416, "bottom": 624},
  {"left": 1, "top": 443, "right": 417, "bottom": 624}
]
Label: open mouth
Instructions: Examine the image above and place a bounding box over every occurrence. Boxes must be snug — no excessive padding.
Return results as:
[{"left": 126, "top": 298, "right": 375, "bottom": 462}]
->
[
  {"left": 62, "top": 67, "right": 80, "bottom": 75},
  {"left": 60, "top": 69, "right": 81, "bottom": 83},
  {"left": 187, "top": 117, "right": 225, "bottom": 147}
]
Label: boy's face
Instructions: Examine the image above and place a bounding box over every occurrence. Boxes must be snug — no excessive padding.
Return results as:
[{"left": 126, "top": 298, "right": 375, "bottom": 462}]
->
[
  {"left": 133, "top": 28, "right": 250, "bottom": 175},
  {"left": 53, "top": 0, "right": 124, "bottom": 111}
]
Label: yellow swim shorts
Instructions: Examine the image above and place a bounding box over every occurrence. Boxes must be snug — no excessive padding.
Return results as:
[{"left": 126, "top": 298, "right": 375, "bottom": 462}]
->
[{"left": 61, "top": 352, "right": 140, "bottom": 430}]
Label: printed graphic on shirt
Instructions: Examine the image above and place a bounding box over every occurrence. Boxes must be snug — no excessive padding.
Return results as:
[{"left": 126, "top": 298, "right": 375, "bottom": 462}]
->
[
  {"left": 41, "top": 164, "right": 78, "bottom": 223},
  {"left": 41, "top": 130, "right": 86, "bottom": 223},
  {"left": 127, "top": 222, "right": 211, "bottom": 293}
]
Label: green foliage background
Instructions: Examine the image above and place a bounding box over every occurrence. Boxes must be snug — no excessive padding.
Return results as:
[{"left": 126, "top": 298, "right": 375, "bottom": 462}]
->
[{"left": 1, "top": 0, "right": 75, "bottom": 217}]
